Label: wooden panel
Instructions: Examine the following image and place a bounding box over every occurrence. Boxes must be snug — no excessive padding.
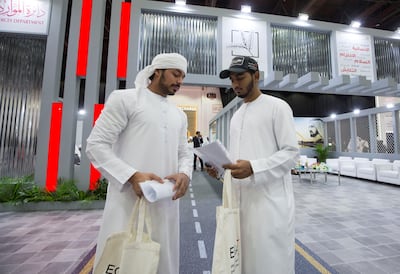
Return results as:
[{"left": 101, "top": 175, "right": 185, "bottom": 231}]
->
[{"left": 183, "top": 109, "right": 197, "bottom": 138}]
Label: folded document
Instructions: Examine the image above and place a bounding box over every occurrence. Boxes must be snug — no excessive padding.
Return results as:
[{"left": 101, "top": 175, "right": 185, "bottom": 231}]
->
[
  {"left": 140, "top": 179, "right": 175, "bottom": 203},
  {"left": 194, "top": 140, "right": 232, "bottom": 177}
]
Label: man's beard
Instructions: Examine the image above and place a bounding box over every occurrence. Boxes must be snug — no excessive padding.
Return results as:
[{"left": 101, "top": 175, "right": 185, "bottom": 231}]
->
[
  {"left": 237, "top": 78, "right": 254, "bottom": 98},
  {"left": 159, "top": 72, "right": 175, "bottom": 96}
]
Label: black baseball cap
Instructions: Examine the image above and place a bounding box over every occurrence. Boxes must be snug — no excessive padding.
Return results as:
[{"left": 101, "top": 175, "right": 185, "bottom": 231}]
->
[{"left": 219, "top": 56, "right": 259, "bottom": 79}]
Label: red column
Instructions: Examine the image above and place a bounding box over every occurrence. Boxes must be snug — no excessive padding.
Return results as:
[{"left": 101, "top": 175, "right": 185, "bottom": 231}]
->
[
  {"left": 89, "top": 104, "right": 104, "bottom": 190},
  {"left": 76, "top": 0, "right": 93, "bottom": 77},
  {"left": 45, "top": 102, "right": 63, "bottom": 192},
  {"left": 117, "top": 2, "right": 131, "bottom": 79}
]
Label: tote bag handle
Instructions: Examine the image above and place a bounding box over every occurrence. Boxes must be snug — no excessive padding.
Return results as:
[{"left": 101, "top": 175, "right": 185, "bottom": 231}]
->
[
  {"left": 128, "top": 198, "right": 153, "bottom": 242},
  {"left": 222, "top": 170, "right": 238, "bottom": 209}
]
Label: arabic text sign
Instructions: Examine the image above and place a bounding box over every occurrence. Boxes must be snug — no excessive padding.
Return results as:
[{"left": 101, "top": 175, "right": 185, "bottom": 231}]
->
[
  {"left": 336, "top": 31, "right": 375, "bottom": 81},
  {"left": 0, "top": 0, "right": 51, "bottom": 35}
]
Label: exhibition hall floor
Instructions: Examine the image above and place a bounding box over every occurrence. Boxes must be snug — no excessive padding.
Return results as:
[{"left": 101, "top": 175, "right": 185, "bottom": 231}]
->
[{"left": 0, "top": 172, "right": 400, "bottom": 274}]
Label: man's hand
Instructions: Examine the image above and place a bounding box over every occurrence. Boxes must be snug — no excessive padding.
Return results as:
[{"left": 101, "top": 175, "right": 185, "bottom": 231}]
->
[
  {"left": 128, "top": 172, "right": 163, "bottom": 197},
  {"left": 205, "top": 164, "right": 219, "bottom": 179},
  {"left": 165, "top": 173, "right": 190, "bottom": 200},
  {"left": 223, "top": 160, "right": 253, "bottom": 179}
]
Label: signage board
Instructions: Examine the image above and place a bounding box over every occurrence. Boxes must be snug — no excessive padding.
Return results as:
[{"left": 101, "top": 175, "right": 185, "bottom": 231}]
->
[{"left": 0, "top": 0, "right": 52, "bottom": 35}]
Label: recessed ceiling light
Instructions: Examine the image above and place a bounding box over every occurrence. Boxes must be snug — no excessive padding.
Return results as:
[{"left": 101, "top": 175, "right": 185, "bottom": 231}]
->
[
  {"left": 396, "top": 27, "right": 400, "bottom": 34},
  {"left": 298, "top": 13, "right": 309, "bottom": 21},
  {"left": 350, "top": 20, "right": 361, "bottom": 28},
  {"left": 241, "top": 5, "right": 251, "bottom": 13},
  {"left": 330, "top": 113, "right": 337, "bottom": 119},
  {"left": 175, "top": 0, "right": 186, "bottom": 6},
  {"left": 386, "top": 103, "right": 394, "bottom": 108},
  {"left": 353, "top": 109, "right": 360, "bottom": 114}
]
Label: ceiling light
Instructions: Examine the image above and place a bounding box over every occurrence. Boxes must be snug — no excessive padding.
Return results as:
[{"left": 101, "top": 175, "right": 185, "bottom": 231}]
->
[
  {"left": 298, "top": 13, "right": 309, "bottom": 21},
  {"left": 386, "top": 103, "right": 394, "bottom": 108},
  {"left": 78, "top": 109, "right": 86, "bottom": 115},
  {"left": 350, "top": 20, "right": 361, "bottom": 28},
  {"left": 330, "top": 113, "right": 337, "bottom": 119},
  {"left": 241, "top": 5, "right": 251, "bottom": 13},
  {"left": 353, "top": 109, "right": 360, "bottom": 115},
  {"left": 175, "top": 0, "right": 186, "bottom": 6},
  {"left": 396, "top": 27, "right": 400, "bottom": 34}
]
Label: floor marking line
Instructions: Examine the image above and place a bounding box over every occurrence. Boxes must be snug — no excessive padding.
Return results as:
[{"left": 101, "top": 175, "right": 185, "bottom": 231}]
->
[
  {"left": 191, "top": 200, "right": 196, "bottom": 206},
  {"left": 192, "top": 209, "right": 198, "bottom": 217},
  {"left": 195, "top": 221, "right": 202, "bottom": 234},
  {"left": 295, "top": 243, "right": 331, "bottom": 274},
  {"left": 79, "top": 255, "right": 94, "bottom": 274},
  {"left": 198, "top": 240, "right": 207, "bottom": 258}
]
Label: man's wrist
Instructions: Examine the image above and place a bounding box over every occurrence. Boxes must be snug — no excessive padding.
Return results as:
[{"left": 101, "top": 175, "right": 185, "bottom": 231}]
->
[{"left": 180, "top": 172, "right": 191, "bottom": 181}]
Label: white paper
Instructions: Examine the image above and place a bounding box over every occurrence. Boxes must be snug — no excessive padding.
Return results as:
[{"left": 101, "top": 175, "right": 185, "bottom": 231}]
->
[
  {"left": 193, "top": 140, "right": 232, "bottom": 177},
  {"left": 140, "top": 179, "right": 175, "bottom": 203}
]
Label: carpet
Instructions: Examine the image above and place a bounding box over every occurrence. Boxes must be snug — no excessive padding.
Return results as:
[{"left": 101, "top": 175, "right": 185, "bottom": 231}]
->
[{"left": 73, "top": 239, "right": 338, "bottom": 274}]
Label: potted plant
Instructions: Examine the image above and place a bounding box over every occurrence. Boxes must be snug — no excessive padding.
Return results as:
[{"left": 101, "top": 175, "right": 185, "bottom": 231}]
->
[{"left": 314, "top": 143, "right": 330, "bottom": 163}]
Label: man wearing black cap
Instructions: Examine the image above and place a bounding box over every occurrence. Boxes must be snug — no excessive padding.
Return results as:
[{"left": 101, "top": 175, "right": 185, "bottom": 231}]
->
[{"left": 209, "top": 56, "right": 299, "bottom": 274}]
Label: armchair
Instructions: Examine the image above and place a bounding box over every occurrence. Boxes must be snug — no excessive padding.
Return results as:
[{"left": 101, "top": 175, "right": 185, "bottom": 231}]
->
[
  {"left": 338, "top": 157, "right": 355, "bottom": 177},
  {"left": 299, "top": 155, "right": 317, "bottom": 168},
  {"left": 376, "top": 160, "right": 400, "bottom": 185},
  {"left": 326, "top": 158, "right": 339, "bottom": 174},
  {"left": 339, "top": 157, "right": 368, "bottom": 178},
  {"left": 356, "top": 158, "right": 390, "bottom": 181}
]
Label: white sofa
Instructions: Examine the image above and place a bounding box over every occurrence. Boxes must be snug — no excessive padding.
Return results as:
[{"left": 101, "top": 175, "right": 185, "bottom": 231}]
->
[
  {"left": 323, "top": 157, "right": 399, "bottom": 185},
  {"left": 299, "top": 155, "right": 317, "bottom": 168},
  {"left": 338, "top": 157, "right": 361, "bottom": 177},
  {"left": 326, "top": 158, "right": 339, "bottom": 174},
  {"left": 376, "top": 160, "right": 400, "bottom": 185},
  {"left": 356, "top": 158, "right": 390, "bottom": 181},
  {"left": 326, "top": 156, "right": 355, "bottom": 174}
]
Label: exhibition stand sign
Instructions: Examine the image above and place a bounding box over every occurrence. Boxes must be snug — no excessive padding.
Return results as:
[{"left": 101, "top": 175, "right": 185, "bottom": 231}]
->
[{"left": 0, "top": 0, "right": 51, "bottom": 35}]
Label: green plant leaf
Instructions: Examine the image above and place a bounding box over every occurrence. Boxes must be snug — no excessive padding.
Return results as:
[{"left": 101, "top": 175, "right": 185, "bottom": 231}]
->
[
  {"left": 314, "top": 144, "right": 330, "bottom": 163},
  {"left": 0, "top": 176, "right": 108, "bottom": 204}
]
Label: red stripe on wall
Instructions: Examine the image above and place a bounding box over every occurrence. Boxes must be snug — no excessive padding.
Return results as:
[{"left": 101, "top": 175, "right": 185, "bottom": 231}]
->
[
  {"left": 76, "top": 0, "right": 93, "bottom": 77},
  {"left": 116, "top": 2, "right": 131, "bottom": 79},
  {"left": 89, "top": 104, "right": 104, "bottom": 190},
  {"left": 45, "top": 102, "right": 63, "bottom": 192}
]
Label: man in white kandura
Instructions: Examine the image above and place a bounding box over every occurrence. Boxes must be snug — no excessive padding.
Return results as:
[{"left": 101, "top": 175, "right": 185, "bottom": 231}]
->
[
  {"left": 86, "top": 53, "right": 193, "bottom": 274},
  {"left": 208, "top": 56, "right": 299, "bottom": 274}
]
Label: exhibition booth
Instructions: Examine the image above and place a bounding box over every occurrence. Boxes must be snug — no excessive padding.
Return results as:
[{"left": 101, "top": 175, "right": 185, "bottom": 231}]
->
[{"left": 0, "top": 0, "right": 399, "bottom": 190}]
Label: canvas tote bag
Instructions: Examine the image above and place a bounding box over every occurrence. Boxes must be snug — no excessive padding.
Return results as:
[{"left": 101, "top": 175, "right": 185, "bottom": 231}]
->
[
  {"left": 94, "top": 197, "right": 160, "bottom": 274},
  {"left": 212, "top": 170, "right": 241, "bottom": 274}
]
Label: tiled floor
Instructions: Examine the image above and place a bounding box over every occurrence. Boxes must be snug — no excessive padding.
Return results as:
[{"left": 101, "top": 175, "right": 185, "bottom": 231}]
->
[
  {"left": 0, "top": 210, "right": 102, "bottom": 273},
  {"left": 0, "top": 173, "right": 400, "bottom": 274},
  {"left": 295, "top": 174, "right": 400, "bottom": 274}
]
